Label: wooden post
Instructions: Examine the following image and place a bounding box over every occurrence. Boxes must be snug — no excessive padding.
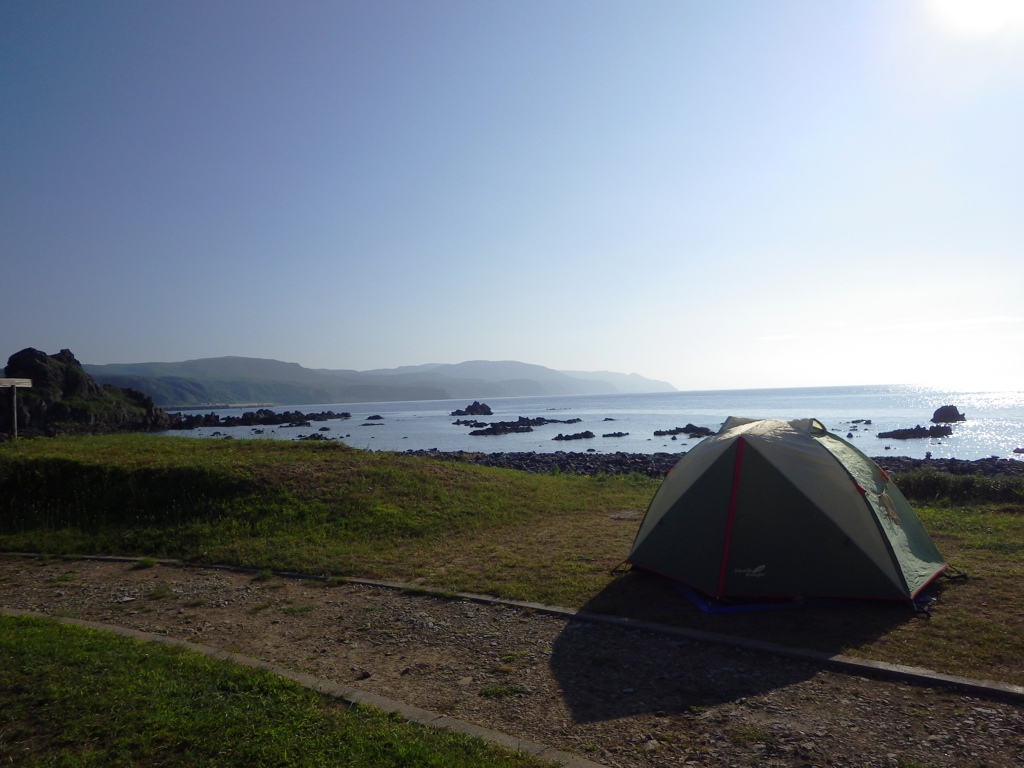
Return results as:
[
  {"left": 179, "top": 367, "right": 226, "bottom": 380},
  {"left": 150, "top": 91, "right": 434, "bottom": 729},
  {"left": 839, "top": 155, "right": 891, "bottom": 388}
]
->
[{"left": 1, "top": 378, "right": 32, "bottom": 440}]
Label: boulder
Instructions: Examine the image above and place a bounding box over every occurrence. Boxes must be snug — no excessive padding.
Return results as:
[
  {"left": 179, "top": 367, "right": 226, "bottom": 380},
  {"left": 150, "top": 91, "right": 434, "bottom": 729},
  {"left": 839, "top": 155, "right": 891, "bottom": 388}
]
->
[
  {"left": 552, "top": 431, "right": 596, "bottom": 441},
  {"left": 451, "top": 401, "right": 493, "bottom": 416},
  {"left": 931, "top": 405, "right": 966, "bottom": 423},
  {"left": 653, "top": 423, "right": 714, "bottom": 438},
  {"left": 877, "top": 425, "right": 953, "bottom": 440}
]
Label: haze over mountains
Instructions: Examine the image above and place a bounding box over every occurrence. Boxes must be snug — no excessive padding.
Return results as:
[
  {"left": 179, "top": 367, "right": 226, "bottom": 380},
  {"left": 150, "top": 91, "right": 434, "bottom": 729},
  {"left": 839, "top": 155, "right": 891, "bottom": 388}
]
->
[{"left": 83, "top": 357, "right": 677, "bottom": 407}]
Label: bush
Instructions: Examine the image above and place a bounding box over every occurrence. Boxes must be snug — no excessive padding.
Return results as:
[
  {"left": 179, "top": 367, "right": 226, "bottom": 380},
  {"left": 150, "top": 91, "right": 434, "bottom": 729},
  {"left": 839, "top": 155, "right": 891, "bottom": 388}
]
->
[{"left": 893, "top": 469, "right": 1024, "bottom": 506}]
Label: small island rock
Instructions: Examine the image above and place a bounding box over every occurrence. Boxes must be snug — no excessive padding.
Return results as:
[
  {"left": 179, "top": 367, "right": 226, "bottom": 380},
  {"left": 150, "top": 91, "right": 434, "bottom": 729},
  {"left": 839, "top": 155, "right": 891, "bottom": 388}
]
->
[
  {"left": 451, "top": 401, "right": 493, "bottom": 416},
  {"left": 931, "top": 405, "right": 966, "bottom": 423}
]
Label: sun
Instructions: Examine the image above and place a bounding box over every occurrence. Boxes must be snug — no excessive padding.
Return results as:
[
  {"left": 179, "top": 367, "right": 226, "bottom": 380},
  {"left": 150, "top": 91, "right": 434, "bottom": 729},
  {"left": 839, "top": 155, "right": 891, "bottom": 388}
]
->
[{"left": 927, "top": 0, "right": 1024, "bottom": 38}]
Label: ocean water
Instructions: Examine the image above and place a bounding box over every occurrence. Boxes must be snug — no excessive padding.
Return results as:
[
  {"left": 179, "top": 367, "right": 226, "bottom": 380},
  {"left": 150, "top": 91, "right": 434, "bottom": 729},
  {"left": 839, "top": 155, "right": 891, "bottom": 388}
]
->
[{"left": 164, "top": 384, "right": 1024, "bottom": 462}]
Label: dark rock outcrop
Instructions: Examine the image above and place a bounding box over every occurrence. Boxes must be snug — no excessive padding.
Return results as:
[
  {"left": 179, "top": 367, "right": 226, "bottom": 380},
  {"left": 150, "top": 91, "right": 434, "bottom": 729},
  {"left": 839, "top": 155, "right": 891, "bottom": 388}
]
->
[
  {"left": 552, "top": 431, "right": 595, "bottom": 441},
  {"left": 469, "top": 417, "right": 537, "bottom": 436},
  {"left": 2, "top": 347, "right": 171, "bottom": 437},
  {"left": 465, "top": 415, "right": 584, "bottom": 437},
  {"left": 167, "top": 408, "right": 350, "bottom": 430},
  {"left": 396, "top": 450, "right": 1024, "bottom": 479},
  {"left": 653, "top": 423, "right": 715, "bottom": 438},
  {"left": 451, "top": 401, "right": 493, "bottom": 416},
  {"left": 931, "top": 405, "right": 967, "bottom": 423},
  {"left": 401, "top": 450, "right": 682, "bottom": 477},
  {"left": 877, "top": 425, "right": 954, "bottom": 440}
]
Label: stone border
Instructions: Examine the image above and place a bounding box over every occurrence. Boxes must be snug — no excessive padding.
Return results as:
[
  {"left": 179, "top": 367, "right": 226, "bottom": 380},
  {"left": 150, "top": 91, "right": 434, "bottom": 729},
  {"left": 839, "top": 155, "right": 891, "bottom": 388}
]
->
[
  {"left": 0, "top": 606, "right": 607, "bottom": 768},
  {"left": 6, "top": 552, "right": 1024, "bottom": 705}
]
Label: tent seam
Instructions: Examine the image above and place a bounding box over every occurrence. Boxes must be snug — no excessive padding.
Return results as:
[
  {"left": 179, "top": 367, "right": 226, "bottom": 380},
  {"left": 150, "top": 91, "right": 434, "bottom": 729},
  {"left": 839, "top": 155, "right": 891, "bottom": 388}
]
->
[{"left": 716, "top": 437, "right": 745, "bottom": 597}]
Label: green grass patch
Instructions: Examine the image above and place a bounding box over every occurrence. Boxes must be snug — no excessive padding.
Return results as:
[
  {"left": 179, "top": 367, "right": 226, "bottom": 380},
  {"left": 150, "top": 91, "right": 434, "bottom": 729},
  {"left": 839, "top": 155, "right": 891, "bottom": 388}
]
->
[
  {"left": 281, "top": 603, "right": 315, "bottom": 616},
  {"left": 479, "top": 683, "right": 528, "bottom": 699},
  {"left": 0, "top": 435, "right": 655, "bottom": 605},
  {"left": 4, "top": 436, "right": 1024, "bottom": 688},
  {"left": 145, "top": 583, "right": 175, "bottom": 600},
  {"left": 0, "top": 614, "right": 551, "bottom": 767}
]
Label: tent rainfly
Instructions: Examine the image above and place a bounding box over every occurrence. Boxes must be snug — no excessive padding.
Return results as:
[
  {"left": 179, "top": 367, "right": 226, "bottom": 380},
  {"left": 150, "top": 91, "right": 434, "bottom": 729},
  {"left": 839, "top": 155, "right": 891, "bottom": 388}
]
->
[{"left": 627, "top": 417, "right": 946, "bottom": 603}]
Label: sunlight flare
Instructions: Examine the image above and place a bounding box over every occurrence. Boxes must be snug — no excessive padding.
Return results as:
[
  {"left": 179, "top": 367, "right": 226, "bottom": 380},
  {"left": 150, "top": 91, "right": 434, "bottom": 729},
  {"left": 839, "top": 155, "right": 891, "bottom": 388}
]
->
[{"left": 926, "top": 0, "right": 1024, "bottom": 38}]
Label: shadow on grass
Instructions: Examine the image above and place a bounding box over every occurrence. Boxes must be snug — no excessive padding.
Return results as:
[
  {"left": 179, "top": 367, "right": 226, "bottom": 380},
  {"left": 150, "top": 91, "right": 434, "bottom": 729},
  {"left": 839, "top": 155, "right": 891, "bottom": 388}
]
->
[
  {"left": 549, "top": 570, "right": 916, "bottom": 723},
  {"left": 0, "top": 458, "right": 257, "bottom": 533}
]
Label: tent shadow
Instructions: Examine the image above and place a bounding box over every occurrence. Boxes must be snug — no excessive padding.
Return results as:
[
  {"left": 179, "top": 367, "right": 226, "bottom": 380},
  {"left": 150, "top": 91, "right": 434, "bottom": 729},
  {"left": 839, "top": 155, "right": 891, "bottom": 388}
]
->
[{"left": 548, "top": 569, "right": 919, "bottom": 724}]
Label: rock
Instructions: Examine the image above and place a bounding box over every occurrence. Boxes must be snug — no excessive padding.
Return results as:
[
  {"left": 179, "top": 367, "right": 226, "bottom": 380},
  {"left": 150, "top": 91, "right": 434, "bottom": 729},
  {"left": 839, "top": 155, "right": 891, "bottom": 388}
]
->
[
  {"left": 451, "top": 401, "right": 493, "bottom": 416},
  {"left": 2, "top": 347, "right": 171, "bottom": 437},
  {"left": 552, "top": 431, "right": 596, "bottom": 441},
  {"left": 653, "top": 424, "right": 714, "bottom": 438},
  {"left": 470, "top": 416, "right": 538, "bottom": 436},
  {"left": 931, "top": 405, "right": 966, "bottom": 423},
  {"left": 877, "top": 425, "right": 953, "bottom": 440},
  {"left": 399, "top": 450, "right": 1024, "bottom": 479},
  {"left": 168, "top": 408, "right": 350, "bottom": 430},
  {"left": 466, "top": 415, "right": 583, "bottom": 436}
]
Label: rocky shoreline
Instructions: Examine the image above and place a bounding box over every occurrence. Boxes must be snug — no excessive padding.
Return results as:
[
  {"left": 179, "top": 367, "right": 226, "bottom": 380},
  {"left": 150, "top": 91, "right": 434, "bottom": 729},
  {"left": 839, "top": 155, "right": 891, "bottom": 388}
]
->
[{"left": 398, "top": 449, "right": 1024, "bottom": 478}]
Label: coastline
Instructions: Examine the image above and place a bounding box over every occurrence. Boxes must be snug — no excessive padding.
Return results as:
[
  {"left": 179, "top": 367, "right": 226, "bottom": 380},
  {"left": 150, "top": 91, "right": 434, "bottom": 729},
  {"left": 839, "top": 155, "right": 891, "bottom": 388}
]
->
[
  {"left": 397, "top": 449, "right": 1024, "bottom": 478},
  {"left": 160, "top": 386, "right": 1024, "bottom": 462}
]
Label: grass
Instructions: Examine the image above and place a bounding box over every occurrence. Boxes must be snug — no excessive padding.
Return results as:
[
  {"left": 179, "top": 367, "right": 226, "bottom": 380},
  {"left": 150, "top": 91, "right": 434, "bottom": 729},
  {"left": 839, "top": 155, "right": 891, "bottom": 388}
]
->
[
  {"left": 479, "top": 683, "right": 528, "bottom": 699},
  {"left": 0, "top": 614, "right": 553, "bottom": 767},
  {"left": 0, "top": 434, "right": 654, "bottom": 606},
  {"left": 281, "top": 603, "right": 315, "bottom": 616},
  {"left": 2, "top": 435, "right": 1024, "bottom": 689}
]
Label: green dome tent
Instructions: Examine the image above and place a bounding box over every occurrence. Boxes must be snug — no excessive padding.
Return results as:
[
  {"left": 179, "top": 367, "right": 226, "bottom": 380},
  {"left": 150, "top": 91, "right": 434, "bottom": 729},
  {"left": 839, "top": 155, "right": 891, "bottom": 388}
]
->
[{"left": 627, "top": 417, "right": 946, "bottom": 604}]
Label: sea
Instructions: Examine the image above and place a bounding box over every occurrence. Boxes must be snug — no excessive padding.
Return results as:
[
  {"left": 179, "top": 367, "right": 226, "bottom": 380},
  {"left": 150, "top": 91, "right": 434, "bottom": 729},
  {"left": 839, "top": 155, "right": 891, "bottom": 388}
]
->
[{"left": 162, "top": 384, "right": 1024, "bottom": 462}]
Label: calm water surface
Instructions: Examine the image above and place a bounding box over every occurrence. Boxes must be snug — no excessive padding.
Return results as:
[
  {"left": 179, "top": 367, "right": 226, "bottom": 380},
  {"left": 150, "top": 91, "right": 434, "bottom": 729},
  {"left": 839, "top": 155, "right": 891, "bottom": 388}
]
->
[{"left": 164, "top": 384, "right": 1024, "bottom": 462}]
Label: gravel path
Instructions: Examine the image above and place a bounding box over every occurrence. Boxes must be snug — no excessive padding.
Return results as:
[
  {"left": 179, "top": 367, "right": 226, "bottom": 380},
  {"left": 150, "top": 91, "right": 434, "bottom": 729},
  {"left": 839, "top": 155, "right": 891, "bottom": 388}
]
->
[{"left": 3, "top": 556, "right": 1023, "bottom": 767}]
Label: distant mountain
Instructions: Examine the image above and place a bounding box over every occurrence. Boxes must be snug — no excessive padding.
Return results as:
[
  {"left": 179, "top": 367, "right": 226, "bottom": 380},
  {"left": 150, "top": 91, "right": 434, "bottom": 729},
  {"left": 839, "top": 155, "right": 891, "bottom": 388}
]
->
[
  {"left": 82, "top": 357, "right": 676, "bottom": 407},
  {"left": 558, "top": 369, "right": 677, "bottom": 394}
]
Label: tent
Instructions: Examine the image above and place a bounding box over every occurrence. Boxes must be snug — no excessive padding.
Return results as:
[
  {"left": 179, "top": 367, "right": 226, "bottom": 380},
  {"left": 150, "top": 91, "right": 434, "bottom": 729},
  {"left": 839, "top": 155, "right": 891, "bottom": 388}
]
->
[{"left": 627, "top": 417, "right": 946, "bottom": 604}]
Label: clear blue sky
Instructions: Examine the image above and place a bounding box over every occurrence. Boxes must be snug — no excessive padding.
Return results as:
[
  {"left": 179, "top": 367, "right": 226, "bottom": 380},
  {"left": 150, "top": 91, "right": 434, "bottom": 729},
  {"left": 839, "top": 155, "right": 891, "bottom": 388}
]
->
[{"left": 3, "top": 0, "right": 1022, "bottom": 391}]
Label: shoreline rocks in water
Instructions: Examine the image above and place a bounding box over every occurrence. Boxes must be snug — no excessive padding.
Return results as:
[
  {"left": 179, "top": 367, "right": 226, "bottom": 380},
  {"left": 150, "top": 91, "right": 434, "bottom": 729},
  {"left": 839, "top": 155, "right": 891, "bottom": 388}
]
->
[
  {"left": 450, "top": 401, "right": 492, "bottom": 416},
  {"left": 552, "top": 430, "right": 595, "bottom": 441},
  {"left": 168, "top": 408, "right": 351, "bottom": 430},
  {"left": 653, "top": 424, "right": 715, "bottom": 438},
  {"left": 396, "top": 449, "right": 1024, "bottom": 478},
  {"left": 878, "top": 425, "right": 953, "bottom": 440},
  {"left": 465, "top": 415, "right": 583, "bottom": 436}
]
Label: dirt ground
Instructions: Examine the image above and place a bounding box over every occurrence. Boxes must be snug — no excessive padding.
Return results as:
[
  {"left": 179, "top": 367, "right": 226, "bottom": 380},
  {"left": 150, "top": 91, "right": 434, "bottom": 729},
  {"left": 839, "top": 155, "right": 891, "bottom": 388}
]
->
[{"left": 2, "top": 555, "right": 1023, "bottom": 768}]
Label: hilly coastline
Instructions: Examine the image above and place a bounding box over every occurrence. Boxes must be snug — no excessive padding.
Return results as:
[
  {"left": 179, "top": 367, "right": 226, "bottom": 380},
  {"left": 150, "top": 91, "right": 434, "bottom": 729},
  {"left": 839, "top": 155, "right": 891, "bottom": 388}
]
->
[{"left": 82, "top": 357, "right": 677, "bottom": 407}]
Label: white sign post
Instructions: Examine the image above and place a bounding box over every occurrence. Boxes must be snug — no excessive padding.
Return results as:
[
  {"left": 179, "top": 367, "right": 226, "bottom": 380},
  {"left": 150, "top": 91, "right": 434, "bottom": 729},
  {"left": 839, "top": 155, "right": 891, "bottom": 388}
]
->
[{"left": 0, "top": 378, "right": 32, "bottom": 439}]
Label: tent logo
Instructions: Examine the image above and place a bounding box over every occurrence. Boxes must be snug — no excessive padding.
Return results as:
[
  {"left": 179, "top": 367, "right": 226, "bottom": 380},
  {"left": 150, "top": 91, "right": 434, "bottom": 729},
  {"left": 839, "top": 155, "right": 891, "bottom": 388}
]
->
[{"left": 735, "top": 564, "right": 766, "bottom": 579}]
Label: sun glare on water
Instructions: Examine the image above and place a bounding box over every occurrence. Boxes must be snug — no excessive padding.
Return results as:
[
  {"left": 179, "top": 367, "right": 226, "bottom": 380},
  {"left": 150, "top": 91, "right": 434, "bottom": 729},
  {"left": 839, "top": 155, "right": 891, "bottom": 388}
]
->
[{"left": 927, "top": 0, "right": 1024, "bottom": 38}]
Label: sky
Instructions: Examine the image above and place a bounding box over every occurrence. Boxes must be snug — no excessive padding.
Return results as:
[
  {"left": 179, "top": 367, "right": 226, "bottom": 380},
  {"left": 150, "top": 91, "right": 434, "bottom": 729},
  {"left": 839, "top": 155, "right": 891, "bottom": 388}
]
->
[{"left": 2, "top": 0, "right": 1023, "bottom": 392}]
